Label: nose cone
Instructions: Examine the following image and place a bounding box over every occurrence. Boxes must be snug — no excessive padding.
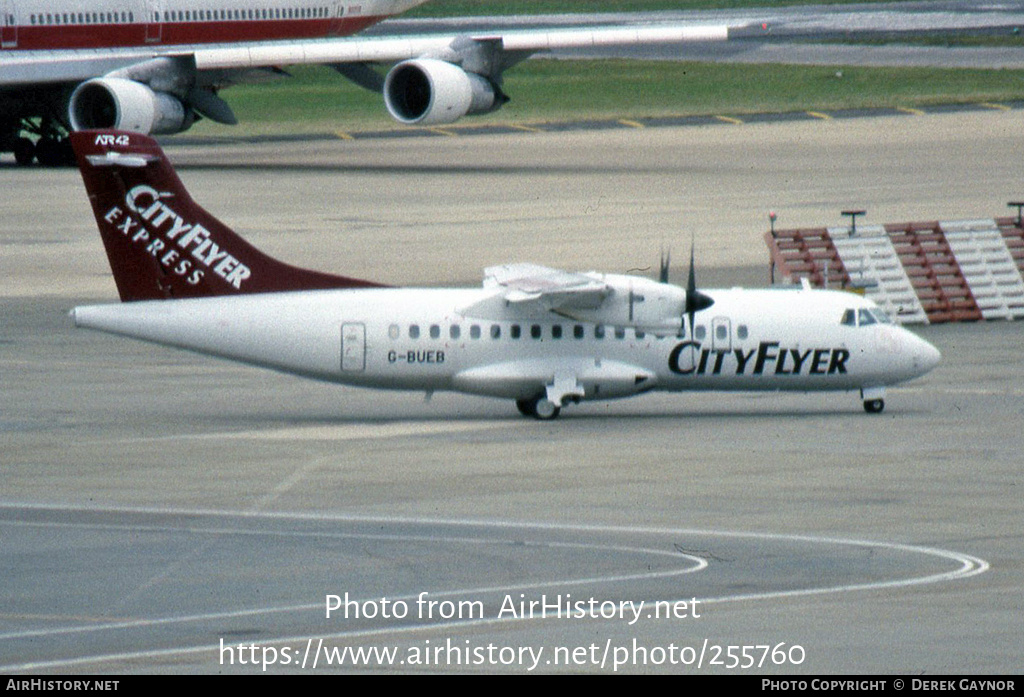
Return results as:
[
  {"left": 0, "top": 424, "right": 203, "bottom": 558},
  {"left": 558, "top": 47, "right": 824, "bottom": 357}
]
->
[{"left": 909, "top": 331, "right": 941, "bottom": 377}]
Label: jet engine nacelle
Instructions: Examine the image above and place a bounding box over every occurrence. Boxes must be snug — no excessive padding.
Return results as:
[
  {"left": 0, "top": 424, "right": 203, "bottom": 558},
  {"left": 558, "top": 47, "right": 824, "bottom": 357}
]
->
[
  {"left": 69, "top": 77, "right": 193, "bottom": 135},
  {"left": 384, "top": 58, "right": 500, "bottom": 126}
]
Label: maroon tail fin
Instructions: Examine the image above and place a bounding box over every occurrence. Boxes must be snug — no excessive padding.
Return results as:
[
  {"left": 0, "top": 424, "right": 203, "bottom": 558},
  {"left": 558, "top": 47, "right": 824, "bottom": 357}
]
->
[{"left": 71, "top": 130, "right": 384, "bottom": 301}]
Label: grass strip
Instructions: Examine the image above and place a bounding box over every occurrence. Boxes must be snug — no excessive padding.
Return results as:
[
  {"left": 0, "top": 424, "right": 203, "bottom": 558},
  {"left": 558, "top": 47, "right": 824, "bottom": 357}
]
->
[{"left": 188, "top": 60, "right": 1024, "bottom": 137}]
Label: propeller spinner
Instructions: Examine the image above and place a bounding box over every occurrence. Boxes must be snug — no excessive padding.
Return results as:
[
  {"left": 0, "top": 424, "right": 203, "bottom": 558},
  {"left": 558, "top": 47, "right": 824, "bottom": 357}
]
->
[{"left": 658, "top": 243, "right": 714, "bottom": 337}]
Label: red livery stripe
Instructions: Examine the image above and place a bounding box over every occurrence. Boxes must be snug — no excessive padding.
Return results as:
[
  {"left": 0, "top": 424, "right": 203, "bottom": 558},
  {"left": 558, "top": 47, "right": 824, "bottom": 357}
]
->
[{"left": 3, "top": 12, "right": 389, "bottom": 50}]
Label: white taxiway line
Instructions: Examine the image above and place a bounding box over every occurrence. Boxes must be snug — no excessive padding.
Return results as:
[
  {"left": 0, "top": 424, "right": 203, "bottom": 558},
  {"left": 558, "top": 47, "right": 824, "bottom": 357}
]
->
[{"left": 0, "top": 504, "right": 989, "bottom": 672}]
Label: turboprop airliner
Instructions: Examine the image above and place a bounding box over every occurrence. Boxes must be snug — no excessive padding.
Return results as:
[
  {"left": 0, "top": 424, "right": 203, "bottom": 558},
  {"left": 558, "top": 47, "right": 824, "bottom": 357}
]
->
[
  {"left": 69, "top": 130, "right": 941, "bottom": 419},
  {"left": 0, "top": 0, "right": 741, "bottom": 165}
]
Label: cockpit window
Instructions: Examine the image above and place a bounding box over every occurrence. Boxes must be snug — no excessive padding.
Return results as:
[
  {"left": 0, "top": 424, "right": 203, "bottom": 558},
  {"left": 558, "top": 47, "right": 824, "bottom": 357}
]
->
[
  {"left": 843, "top": 307, "right": 894, "bottom": 327},
  {"left": 872, "top": 308, "right": 893, "bottom": 324}
]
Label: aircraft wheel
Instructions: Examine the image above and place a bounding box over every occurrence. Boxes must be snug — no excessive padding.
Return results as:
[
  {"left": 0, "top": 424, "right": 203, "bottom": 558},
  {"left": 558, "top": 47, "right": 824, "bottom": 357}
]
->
[
  {"left": 13, "top": 138, "right": 35, "bottom": 167},
  {"left": 35, "top": 138, "right": 74, "bottom": 167},
  {"left": 533, "top": 398, "right": 561, "bottom": 420},
  {"left": 863, "top": 399, "right": 885, "bottom": 414},
  {"left": 516, "top": 397, "right": 561, "bottom": 420},
  {"left": 515, "top": 399, "right": 537, "bottom": 418},
  {"left": 35, "top": 138, "right": 63, "bottom": 167}
]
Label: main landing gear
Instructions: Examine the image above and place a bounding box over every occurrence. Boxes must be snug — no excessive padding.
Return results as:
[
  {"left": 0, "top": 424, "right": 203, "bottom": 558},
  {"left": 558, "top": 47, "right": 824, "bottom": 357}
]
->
[
  {"left": 516, "top": 376, "right": 585, "bottom": 420},
  {"left": 516, "top": 396, "right": 561, "bottom": 420},
  {"left": 12, "top": 137, "right": 74, "bottom": 166},
  {"left": 4, "top": 117, "right": 75, "bottom": 167}
]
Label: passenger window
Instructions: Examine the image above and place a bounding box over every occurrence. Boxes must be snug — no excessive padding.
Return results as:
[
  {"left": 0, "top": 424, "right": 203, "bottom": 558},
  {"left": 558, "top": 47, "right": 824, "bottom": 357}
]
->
[
  {"left": 636, "top": 330, "right": 645, "bottom": 339},
  {"left": 409, "top": 324, "right": 420, "bottom": 339},
  {"left": 614, "top": 327, "right": 626, "bottom": 339},
  {"left": 511, "top": 324, "right": 521, "bottom": 339},
  {"left": 388, "top": 324, "right": 400, "bottom": 340},
  {"left": 695, "top": 326, "right": 706, "bottom": 340},
  {"left": 430, "top": 324, "right": 440, "bottom": 339},
  {"left": 595, "top": 325, "right": 606, "bottom": 339},
  {"left": 716, "top": 324, "right": 728, "bottom": 341},
  {"left": 737, "top": 325, "right": 748, "bottom": 340},
  {"left": 531, "top": 324, "right": 542, "bottom": 339},
  {"left": 574, "top": 325, "right": 585, "bottom": 339},
  {"left": 450, "top": 325, "right": 461, "bottom": 340},
  {"left": 470, "top": 325, "right": 481, "bottom": 339},
  {"left": 841, "top": 309, "right": 857, "bottom": 327},
  {"left": 858, "top": 309, "right": 876, "bottom": 326},
  {"left": 552, "top": 325, "right": 563, "bottom": 339},
  {"left": 490, "top": 324, "right": 501, "bottom": 339}
]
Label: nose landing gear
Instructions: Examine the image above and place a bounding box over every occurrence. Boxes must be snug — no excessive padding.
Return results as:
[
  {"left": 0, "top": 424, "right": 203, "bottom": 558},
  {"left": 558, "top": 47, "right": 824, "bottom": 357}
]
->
[
  {"left": 861, "top": 387, "right": 886, "bottom": 414},
  {"left": 863, "top": 398, "right": 885, "bottom": 414}
]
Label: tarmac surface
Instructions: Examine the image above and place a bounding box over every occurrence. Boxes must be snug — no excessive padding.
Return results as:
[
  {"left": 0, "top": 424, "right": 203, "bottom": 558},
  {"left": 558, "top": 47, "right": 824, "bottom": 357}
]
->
[{"left": 1, "top": 110, "right": 1023, "bottom": 674}]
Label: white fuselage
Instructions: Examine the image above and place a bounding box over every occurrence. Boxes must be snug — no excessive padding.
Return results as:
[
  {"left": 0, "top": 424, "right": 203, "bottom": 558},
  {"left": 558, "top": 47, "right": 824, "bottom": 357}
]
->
[{"left": 72, "top": 283, "right": 941, "bottom": 406}]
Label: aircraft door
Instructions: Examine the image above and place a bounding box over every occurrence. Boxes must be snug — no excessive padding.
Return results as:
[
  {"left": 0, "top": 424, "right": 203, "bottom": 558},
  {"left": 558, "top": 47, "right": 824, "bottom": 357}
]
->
[
  {"left": 341, "top": 323, "right": 366, "bottom": 372},
  {"left": 144, "top": 0, "right": 163, "bottom": 43},
  {"left": 711, "top": 317, "right": 732, "bottom": 352},
  {"left": 1, "top": 1, "right": 17, "bottom": 49},
  {"left": 329, "top": 1, "right": 344, "bottom": 35}
]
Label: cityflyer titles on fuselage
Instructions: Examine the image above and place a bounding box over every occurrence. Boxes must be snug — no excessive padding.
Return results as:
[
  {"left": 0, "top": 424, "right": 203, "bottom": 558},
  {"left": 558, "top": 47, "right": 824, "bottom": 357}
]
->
[{"left": 668, "top": 341, "right": 850, "bottom": 377}]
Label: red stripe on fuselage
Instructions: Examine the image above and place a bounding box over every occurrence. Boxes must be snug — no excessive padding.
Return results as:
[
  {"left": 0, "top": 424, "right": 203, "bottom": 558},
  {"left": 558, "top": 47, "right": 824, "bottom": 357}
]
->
[{"left": 2, "top": 17, "right": 386, "bottom": 50}]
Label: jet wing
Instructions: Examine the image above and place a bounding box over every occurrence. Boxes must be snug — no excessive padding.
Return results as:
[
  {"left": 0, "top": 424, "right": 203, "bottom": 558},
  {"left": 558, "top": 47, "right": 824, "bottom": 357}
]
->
[
  {"left": 0, "top": 23, "right": 735, "bottom": 85},
  {"left": 0, "top": 17, "right": 744, "bottom": 157},
  {"left": 0, "top": 50, "right": 160, "bottom": 86},
  {"left": 190, "top": 23, "right": 733, "bottom": 71}
]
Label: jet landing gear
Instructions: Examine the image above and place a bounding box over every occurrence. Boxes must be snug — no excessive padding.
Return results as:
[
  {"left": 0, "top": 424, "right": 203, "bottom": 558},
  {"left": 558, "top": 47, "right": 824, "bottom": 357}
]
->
[
  {"left": 4, "top": 117, "right": 75, "bottom": 167},
  {"left": 12, "top": 137, "right": 36, "bottom": 166},
  {"left": 516, "top": 397, "right": 561, "bottom": 420},
  {"left": 861, "top": 387, "right": 886, "bottom": 414}
]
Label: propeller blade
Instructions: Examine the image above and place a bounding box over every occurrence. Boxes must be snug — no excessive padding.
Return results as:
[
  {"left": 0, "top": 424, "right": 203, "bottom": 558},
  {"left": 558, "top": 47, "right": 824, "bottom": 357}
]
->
[
  {"left": 659, "top": 247, "right": 671, "bottom": 284},
  {"left": 687, "top": 244, "right": 697, "bottom": 298},
  {"left": 684, "top": 242, "right": 714, "bottom": 337}
]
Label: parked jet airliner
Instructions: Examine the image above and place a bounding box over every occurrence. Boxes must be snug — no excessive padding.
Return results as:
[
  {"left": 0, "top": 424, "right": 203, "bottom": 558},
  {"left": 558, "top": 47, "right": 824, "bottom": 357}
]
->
[
  {"left": 69, "top": 130, "right": 940, "bottom": 418},
  {"left": 0, "top": 0, "right": 740, "bottom": 165}
]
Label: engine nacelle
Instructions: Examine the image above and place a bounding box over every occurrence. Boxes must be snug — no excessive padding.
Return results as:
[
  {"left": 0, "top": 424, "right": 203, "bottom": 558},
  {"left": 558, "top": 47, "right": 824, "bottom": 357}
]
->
[
  {"left": 571, "top": 275, "right": 688, "bottom": 333},
  {"left": 69, "top": 77, "right": 193, "bottom": 135},
  {"left": 384, "top": 58, "right": 500, "bottom": 126}
]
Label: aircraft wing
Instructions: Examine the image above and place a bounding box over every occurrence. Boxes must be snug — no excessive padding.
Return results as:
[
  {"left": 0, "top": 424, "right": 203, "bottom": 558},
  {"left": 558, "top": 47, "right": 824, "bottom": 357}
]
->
[
  {"left": 483, "top": 263, "right": 611, "bottom": 311},
  {"left": 191, "top": 23, "right": 733, "bottom": 71},
  {"left": 0, "top": 15, "right": 743, "bottom": 163},
  {"left": 0, "top": 22, "right": 735, "bottom": 86}
]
